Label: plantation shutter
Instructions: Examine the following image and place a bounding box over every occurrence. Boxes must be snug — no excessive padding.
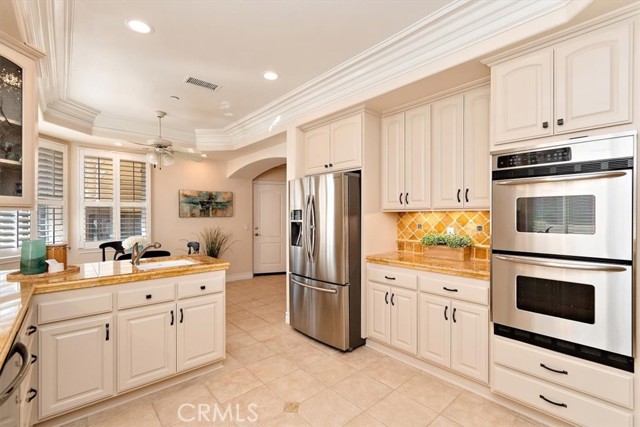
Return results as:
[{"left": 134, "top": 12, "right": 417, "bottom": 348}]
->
[
  {"left": 0, "top": 210, "right": 31, "bottom": 250},
  {"left": 84, "top": 156, "right": 114, "bottom": 201},
  {"left": 119, "top": 160, "right": 147, "bottom": 239},
  {"left": 37, "top": 145, "right": 66, "bottom": 243}
]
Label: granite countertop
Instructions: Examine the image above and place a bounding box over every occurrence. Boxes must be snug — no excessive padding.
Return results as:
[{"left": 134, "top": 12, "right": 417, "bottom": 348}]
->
[
  {"left": 0, "top": 254, "right": 229, "bottom": 367},
  {"left": 366, "top": 251, "right": 490, "bottom": 281}
]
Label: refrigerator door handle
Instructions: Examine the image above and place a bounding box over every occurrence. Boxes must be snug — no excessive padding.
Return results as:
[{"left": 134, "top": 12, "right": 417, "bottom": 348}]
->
[
  {"left": 291, "top": 278, "right": 338, "bottom": 294},
  {"left": 309, "top": 194, "right": 317, "bottom": 263},
  {"left": 305, "top": 195, "right": 312, "bottom": 262}
]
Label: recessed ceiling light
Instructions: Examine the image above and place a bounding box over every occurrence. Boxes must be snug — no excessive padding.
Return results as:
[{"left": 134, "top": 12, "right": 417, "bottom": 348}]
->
[
  {"left": 219, "top": 101, "right": 231, "bottom": 110},
  {"left": 224, "top": 112, "right": 234, "bottom": 117},
  {"left": 262, "top": 71, "right": 279, "bottom": 81},
  {"left": 125, "top": 19, "right": 153, "bottom": 34},
  {"left": 201, "top": 154, "right": 208, "bottom": 158},
  {"left": 114, "top": 142, "right": 123, "bottom": 147}
]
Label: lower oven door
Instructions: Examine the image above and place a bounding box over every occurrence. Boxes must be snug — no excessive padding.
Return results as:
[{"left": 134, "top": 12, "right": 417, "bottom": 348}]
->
[{"left": 492, "top": 254, "right": 632, "bottom": 357}]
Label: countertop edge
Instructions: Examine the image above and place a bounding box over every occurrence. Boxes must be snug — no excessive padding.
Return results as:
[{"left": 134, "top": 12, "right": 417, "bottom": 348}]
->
[
  {"left": 0, "top": 286, "right": 34, "bottom": 369},
  {"left": 366, "top": 253, "right": 490, "bottom": 281}
]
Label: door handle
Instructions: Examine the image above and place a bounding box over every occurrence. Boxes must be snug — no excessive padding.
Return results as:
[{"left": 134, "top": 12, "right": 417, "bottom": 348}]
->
[
  {"left": 399, "top": 193, "right": 403, "bottom": 205},
  {"left": 443, "top": 287, "right": 458, "bottom": 292},
  {"left": 452, "top": 308, "right": 457, "bottom": 323},
  {"left": 494, "top": 170, "right": 628, "bottom": 185},
  {"left": 291, "top": 278, "right": 338, "bottom": 294},
  {"left": 539, "top": 394, "right": 567, "bottom": 408},
  {"left": 170, "top": 310, "right": 174, "bottom": 326},
  {"left": 540, "top": 363, "right": 568, "bottom": 375},
  {"left": 254, "top": 233, "right": 260, "bottom": 236},
  {"left": 444, "top": 306, "right": 448, "bottom": 321},
  {"left": 456, "top": 189, "right": 461, "bottom": 203},
  {"left": 542, "top": 121, "right": 549, "bottom": 129},
  {"left": 105, "top": 323, "right": 110, "bottom": 341},
  {"left": 26, "top": 388, "right": 37, "bottom": 403},
  {"left": 180, "top": 308, "right": 184, "bottom": 323},
  {"left": 557, "top": 118, "right": 564, "bottom": 126},
  {"left": 405, "top": 193, "right": 408, "bottom": 205},
  {"left": 494, "top": 254, "right": 628, "bottom": 272},
  {"left": 464, "top": 188, "right": 469, "bottom": 203},
  {"left": 385, "top": 291, "right": 389, "bottom": 304},
  {"left": 390, "top": 293, "right": 395, "bottom": 306},
  {"left": 26, "top": 325, "right": 37, "bottom": 336}
]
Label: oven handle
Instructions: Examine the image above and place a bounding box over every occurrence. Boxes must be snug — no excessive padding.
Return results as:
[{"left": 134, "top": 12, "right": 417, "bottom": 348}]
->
[
  {"left": 494, "top": 255, "right": 628, "bottom": 272},
  {"left": 0, "top": 342, "right": 31, "bottom": 406},
  {"left": 494, "top": 170, "right": 627, "bottom": 185}
]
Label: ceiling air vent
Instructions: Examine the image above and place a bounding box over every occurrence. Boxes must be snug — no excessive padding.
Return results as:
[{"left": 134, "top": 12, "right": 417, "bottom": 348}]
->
[{"left": 184, "top": 76, "right": 220, "bottom": 92}]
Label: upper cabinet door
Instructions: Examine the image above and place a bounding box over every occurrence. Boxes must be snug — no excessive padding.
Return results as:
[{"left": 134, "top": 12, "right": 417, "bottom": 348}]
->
[
  {"left": 304, "top": 124, "right": 331, "bottom": 175},
  {"left": 463, "top": 86, "right": 490, "bottom": 209},
  {"left": 381, "top": 113, "right": 405, "bottom": 210},
  {"left": 330, "top": 114, "right": 362, "bottom": 170},
  {"left": 554, "top": 23, "right": 632, "bottom": 134},
  {"left": 0, "top": 40, "right": 38, "bottom": 207},
  {"left": 431, "top": 94, "right": 464, "bottom": 209},
  {"left": 404, "top": 105, "right": 431, "bottom": 210},
  {"left": 492, "top": 49, "right": 553, "bottom": 145}
]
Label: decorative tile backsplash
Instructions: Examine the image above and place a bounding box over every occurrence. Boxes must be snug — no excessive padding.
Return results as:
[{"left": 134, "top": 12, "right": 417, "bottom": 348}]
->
[{"left": 396, "top": 211, "right": 491, "bottom": 260}]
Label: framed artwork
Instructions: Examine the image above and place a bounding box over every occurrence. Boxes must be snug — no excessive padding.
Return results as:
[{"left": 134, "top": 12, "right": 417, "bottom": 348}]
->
[{"left": 179, "top": 190, "right": 233, "bottom": 218}]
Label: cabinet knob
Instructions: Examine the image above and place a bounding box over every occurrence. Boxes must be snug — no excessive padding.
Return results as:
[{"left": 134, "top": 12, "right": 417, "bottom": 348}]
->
[
  {"left": 26, "top": 388, "right": 37, "bottom": 403},
  {"left": 26, "top": 325, "right": 37, "bottom": 336},
  {"left": 329, "top": 163, "right": 333, "bottom": 167},
  {"left": 200, "top": 285, "right": 206, "bottom": 290},
  {"left": 146, "top": 294, "right": 152, "bottom": 299},
  {"left": 557, "top": 118, "right": 564, "bottom": 126},
  {"left": 542, "top": 121, "right": 549, "bottom": 129},
  {"left": 324, "top": 164, "right": 328, "bottom": 168}
]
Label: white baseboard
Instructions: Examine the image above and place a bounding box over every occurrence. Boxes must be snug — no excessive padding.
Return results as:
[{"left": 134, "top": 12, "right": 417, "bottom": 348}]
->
[
  {"left": 285, "top": 311, "right": 290, "bottom": 324},
  {"left": 226, "top": 272, "right": 254, "bottom": 282}
]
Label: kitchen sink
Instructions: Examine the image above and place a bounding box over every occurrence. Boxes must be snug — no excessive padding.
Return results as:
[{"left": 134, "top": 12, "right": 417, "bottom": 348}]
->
[{"left": 135, "top": 259, "right": 198, "bottom": 270}]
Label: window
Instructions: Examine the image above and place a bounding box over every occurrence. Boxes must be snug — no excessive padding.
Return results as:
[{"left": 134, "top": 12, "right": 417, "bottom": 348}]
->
[
  {"left": 0, "top": 210, "right": 31, "bottom": 253},
  {"left": 37, "top": 141, "right": 67, "bottom": 244},
  {"left": 79, "top": 148, "right": 150, "bottom": 248}
]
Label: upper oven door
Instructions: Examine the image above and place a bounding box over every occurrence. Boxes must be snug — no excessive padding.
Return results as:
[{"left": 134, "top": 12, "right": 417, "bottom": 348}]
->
[{"left": 492, "top": 169, "right": 632, "bottom": 261}]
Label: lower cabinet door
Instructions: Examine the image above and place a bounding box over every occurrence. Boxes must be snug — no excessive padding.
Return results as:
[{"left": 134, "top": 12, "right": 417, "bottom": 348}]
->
[
  {"left": 367, "top": 282, "right": 391, "bottom": 344},
  {"left": 389, "top": 287, "right": 417, "bottom": 355},
  {"left": 177, "top": 294, "right": 225, "bottom": 372},
  {"left": 450, "top": 301, "right": 488, "bottom": 383},
  {"left": 418, "top": 294, "right": 450, "bottom": 368},
  {"left": 117, "top": 303, "right": 176, "bottom": 392},
  {"left": 39, "top": 314, "right": 114, "bottom": 419}
]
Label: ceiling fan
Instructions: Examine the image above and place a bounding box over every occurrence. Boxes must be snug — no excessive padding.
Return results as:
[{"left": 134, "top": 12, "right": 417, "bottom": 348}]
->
[{"left": 130, "top": 111, "right": 205, "bottom": 169}]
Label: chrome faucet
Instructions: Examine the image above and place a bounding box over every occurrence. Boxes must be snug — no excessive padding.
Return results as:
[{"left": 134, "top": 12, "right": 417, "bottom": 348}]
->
[{"left": 131, "top": 242, "right": 162, "bottom": 265}]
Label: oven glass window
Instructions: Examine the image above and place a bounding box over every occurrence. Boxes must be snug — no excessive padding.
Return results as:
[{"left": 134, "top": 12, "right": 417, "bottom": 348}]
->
[
  {"left": 516, "top": 275, "right": 595, "bottom": 324},
  {"left": 516, "top": 195, "right": 595, "bottom": 234}
]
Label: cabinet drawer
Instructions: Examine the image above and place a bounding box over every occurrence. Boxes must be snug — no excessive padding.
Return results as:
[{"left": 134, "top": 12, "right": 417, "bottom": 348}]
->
[
  {"left": 494, "top": 336, "right": 633, "bottom": 408},
  {"left": 38, "top": 293, "right": 113, "bottom": 324},
  {"left": 418, "top": 273, "right": 488, "bottom": 305},
  {"left": 367, "top": 265, "right": 417, "bottom": 290},
  {"left": 177, "top": 273, "right": 224, "bottom": 299},
  {"left": 493, "top": 366, "right": 632, "bottom": 427},
  {"left": 118, "top": 283, "right": 175, "bottom": 310}
]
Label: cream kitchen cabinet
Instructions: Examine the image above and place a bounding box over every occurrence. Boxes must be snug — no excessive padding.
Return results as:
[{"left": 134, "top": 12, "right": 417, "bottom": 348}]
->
[
  {"left": 418, "top": 272, "right": 489, "bottom": 383},
  {"left": 491, "top": 21, "right": 631, "bottom": 146},
  {"left": 39, "top": 314, "right": 114, "bottom": 418},
  {"left": 117, "top": 303, "right": 177, "bottom": 392},
  {"left": 304, "top": 114, "right": 362, "bottom": 175},
  {"left": 381, "top": 105, "right": 431, "bottom": 210},
  {"left": 431, "top": 86, "right": 490, "bottom": 209},
  {"left": 176, "top": 293, "right": 225, "bottom": 372},
  {"left": 367, "top": 265, "right": 418, "bottom": 355}
]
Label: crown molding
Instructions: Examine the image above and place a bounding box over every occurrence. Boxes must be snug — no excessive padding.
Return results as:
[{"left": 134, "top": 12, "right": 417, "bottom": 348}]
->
[
  {"left": 14, "top": 0, "right": 588, "bottom": 151},
  {"left": 93, "top": 113, "right": 195, "bottom": 146}
]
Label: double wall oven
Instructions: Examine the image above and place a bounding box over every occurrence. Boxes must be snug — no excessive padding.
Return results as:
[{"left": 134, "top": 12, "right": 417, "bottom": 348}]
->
[{"left": 491, "top": 133, "right": 635, "bottom": 372}]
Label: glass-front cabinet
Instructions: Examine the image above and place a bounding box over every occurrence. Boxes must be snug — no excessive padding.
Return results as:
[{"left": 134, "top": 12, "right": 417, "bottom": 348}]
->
[{"left": 0, "top": 33, "right": 41, "bottom": 207}]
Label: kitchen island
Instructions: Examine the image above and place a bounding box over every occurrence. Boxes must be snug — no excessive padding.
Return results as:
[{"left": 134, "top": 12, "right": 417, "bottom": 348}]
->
[{"left": 0, "top": 254, "right": 228, "bottom": 426}]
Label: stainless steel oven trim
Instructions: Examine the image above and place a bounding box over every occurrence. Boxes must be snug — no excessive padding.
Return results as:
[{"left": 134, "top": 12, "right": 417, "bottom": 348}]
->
[
  {"left": 494, "top": 254, "right": 628, "bottom": 272},
  {"left": 494, "top": 170, "right": 627, "bottom": 185}
]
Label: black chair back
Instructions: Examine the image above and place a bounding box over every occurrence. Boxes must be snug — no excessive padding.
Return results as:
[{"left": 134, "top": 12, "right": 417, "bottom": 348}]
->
[
  {"left": 187, "top": 241, "right": 200, "bottom": 254},
  {"left": 99, "top": 241, "right": 125, "bottom": 262}
]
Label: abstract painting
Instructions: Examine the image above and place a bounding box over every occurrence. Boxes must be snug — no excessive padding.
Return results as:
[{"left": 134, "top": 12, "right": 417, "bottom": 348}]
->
[{"left": 179, "top": 190, "right": 233, "bottom": 218}]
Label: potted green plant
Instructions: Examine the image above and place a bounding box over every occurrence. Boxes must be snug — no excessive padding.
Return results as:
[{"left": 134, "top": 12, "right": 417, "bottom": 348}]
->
[
  {"left": 420, "top": 233, "right": 473, "bottom": 261},
  {"left": 198, "top": 226, "right": 235, "bottom": 259}
]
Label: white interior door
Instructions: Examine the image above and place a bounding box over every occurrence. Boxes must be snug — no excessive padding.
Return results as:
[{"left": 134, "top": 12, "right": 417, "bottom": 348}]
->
[{"left": 253, "top": 182, "right": 286, "bottom": 274}]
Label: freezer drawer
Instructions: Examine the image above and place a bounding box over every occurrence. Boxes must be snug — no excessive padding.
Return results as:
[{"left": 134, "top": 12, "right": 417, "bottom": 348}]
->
[{"left": 289, "top": 275, "right": 350, "bottom": 350}]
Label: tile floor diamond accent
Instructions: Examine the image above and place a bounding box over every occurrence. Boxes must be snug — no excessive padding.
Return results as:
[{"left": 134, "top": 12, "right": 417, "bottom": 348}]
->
[{"left": 60, "top": 274, "right": 543, "bottom": 427}]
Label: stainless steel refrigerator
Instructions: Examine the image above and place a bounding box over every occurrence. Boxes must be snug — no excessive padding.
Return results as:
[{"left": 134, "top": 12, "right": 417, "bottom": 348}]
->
[{"left": 288, "top": 171, "right": 364, "bottom": 351}]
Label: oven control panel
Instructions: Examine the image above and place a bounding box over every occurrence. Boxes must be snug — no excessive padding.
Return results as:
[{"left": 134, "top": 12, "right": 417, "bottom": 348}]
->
[{"left": 497, "top": 147, "right": 571, "bottom": 168}]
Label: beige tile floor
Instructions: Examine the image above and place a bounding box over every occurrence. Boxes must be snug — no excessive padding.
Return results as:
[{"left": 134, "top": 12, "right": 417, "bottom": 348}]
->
[{"left": 63, "top": 274, "right": 543, "bottom": 427}]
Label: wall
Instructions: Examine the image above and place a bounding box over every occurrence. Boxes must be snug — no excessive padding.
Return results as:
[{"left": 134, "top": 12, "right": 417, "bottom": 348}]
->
[
  {"left": 150, "top": 157, "right": 254, "bottom": 279},
  {"left": 396, "top": 210, "right": 490, "bottom": 261},
  {"left": 253, "top": 165, "right": 286, "bottom": 182}
]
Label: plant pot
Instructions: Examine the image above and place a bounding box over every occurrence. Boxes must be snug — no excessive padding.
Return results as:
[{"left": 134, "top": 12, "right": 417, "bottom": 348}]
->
[{"left": 422, "top": 245, "right": 471, "bottom": 261}]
